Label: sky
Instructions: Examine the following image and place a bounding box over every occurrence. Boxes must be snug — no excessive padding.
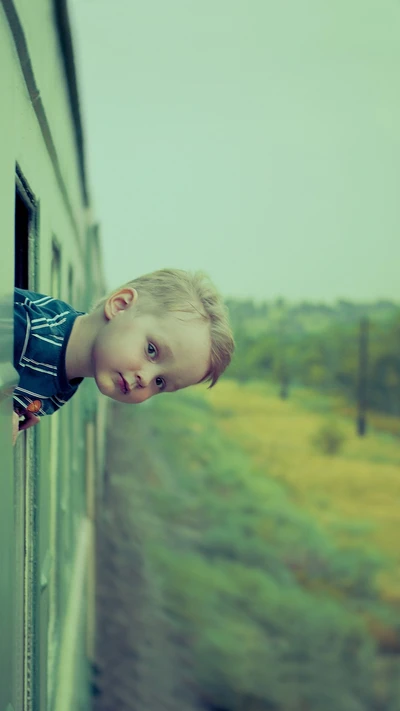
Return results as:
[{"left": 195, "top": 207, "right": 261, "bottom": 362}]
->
[{"left": 68, "top": 0, "right": 400, "bottom": 303}]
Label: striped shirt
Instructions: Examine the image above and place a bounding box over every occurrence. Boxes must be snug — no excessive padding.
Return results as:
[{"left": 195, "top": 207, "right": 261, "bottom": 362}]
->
[{"left": 13, "top": 288, "right": 84, "bottom": 416}]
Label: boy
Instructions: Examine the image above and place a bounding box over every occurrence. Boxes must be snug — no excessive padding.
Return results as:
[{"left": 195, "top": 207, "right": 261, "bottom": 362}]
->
[{"left": 13, "top": 268, "right": 234, "bottom": 443}]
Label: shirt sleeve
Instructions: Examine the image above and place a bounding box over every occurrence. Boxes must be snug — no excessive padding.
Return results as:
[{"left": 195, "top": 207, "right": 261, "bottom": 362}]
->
[{"left": 13, "top": 291, "right": 83, "bottom": 416}]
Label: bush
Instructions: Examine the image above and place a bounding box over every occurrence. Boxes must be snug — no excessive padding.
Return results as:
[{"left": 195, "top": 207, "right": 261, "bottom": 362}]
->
[{"left": 312, "top": 420, "right": 346, "bottom": 456}]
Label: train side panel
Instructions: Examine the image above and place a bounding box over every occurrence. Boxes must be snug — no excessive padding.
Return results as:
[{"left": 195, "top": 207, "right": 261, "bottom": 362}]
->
[
  {"left": 0, "top": 1, "right": 105, "bottom": 709},
  {"left": 0, "top": 12, "right": 22, "bottom": 710}
]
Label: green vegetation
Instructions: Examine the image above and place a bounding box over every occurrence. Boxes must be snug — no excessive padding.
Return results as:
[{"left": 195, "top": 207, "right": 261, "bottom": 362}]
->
[
  {"left": 124, "top": 386, "right": 400, "bottom": 711},
  {"left": 312, "top": 419, "right": 346, "bottom": 456},
  {"left": 226, "top": 297, "right": 400, "bottom": 418}
]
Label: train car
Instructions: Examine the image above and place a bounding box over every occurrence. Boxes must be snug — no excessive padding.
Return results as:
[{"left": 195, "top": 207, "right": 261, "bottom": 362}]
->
[{"left": 0, "top": 1, "right": 106, "bottom": 709}]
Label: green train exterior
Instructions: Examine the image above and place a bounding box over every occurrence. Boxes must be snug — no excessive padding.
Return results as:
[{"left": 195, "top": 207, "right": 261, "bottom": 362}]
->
[{"left": 0, "top": 1, "right": 106, "bottom": 709}]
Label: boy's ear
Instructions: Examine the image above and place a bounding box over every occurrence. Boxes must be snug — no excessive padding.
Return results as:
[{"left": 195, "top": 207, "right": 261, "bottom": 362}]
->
[{"left": 104, "top": 287, "right": 138, "bottom": 320}]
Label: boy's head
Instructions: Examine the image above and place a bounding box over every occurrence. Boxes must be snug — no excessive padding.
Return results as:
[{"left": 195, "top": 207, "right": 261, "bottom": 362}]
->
[{"left": 91, "top": 268, "right": 234, "bottom": 404}]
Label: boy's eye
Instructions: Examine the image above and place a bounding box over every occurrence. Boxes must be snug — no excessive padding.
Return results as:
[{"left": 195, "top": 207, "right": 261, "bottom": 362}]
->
[
  {"left": 155, "top": 376, "right": 166, "bottom": 391},
  {"left": 147, "top": 342, "right": 157, "bottom": 359}
]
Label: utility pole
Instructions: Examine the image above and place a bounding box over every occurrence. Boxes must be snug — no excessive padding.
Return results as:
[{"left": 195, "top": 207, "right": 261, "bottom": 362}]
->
[
  {"left": 277, "top": 303, "right": 289, "bottom": 399},
  {"left": 278, "top": 360, "right": 289, "bottom": 400},
  {"left": 356, "top": 317, "right": 369, "bottom": 436}
]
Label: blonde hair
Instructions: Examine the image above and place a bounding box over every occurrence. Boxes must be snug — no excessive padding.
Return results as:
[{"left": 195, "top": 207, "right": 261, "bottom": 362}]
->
[{"left": 95, "top": 268, "right": 235, "bottom": 387}]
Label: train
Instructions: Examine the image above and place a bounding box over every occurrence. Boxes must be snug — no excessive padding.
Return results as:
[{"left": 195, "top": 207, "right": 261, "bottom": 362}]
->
[{"left": 0, "top": 1, "right": 106, "bottom": 709}]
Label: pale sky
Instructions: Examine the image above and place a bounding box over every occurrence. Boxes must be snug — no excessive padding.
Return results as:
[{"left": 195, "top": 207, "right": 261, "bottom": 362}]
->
[{"left": 68, "top": 0, "right": 400, "bottom": 302}]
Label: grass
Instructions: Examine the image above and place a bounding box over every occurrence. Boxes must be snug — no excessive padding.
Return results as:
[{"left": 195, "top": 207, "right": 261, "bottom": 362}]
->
[{"left": 198, "top": 379, "right": 400, "bottom": 603}]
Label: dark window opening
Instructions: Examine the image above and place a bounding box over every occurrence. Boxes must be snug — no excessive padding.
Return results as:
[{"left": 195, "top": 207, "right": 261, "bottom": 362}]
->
[
  {"left": 51, "top": 241, "right": 61, "bottom": 298},
  {"left": 67, "top": 265, "right": 74, "bottom": 306},
  {"left": 14, "top": 189, "right": 30, "bottom": 289},
  {"left": 14, "top": 168, "right": 37, "bottom": 290}
]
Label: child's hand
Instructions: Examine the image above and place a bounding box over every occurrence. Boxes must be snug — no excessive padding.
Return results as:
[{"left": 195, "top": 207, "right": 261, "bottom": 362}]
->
[{"left": 13, "top": 409, "right": 40, "bottom": 445}]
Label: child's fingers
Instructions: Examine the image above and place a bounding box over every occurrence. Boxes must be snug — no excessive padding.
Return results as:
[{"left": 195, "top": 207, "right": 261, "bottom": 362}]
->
[
  {"left": 13, "top": 409, "right": 41, "bottom": 445},
  {"left": 18, "top": 411, "right": 41, "bottom": 432}
]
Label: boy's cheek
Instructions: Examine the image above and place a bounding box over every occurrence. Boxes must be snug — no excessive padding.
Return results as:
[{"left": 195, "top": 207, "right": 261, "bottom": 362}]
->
[{"left": 130, "top": 389, "right": 155, "bottom": 404}]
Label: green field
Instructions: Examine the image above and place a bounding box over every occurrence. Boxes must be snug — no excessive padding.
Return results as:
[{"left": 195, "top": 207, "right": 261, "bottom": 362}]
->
[{"left": 115, "top": 379, "right": 400, "bottom": 711}]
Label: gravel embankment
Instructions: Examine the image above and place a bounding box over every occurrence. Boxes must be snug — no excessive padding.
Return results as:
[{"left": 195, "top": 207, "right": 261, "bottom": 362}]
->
[{"left": 93, "top": 405, "right": 201, "bottom": 711}]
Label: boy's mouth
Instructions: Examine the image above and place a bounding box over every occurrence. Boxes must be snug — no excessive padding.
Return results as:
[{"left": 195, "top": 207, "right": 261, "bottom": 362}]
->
[{"left": 118, "top": 373, "right": 130, "bottom": 394}]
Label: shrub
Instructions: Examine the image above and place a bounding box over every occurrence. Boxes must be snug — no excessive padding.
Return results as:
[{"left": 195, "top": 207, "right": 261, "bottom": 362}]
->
[{"left": 312, "top": 420, "right": 346, "bottom": 456}]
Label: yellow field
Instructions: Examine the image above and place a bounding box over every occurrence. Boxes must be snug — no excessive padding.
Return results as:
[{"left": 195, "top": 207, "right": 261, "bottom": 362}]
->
[{"left": 203, "top": 380, "right": 400, "bottom": 602}]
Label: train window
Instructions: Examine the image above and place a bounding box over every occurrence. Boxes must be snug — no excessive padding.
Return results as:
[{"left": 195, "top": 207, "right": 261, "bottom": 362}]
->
[
  {"left": 15, "top": 168, "right": 37, "bottom": 289},
  {"left": 14, "top": 191, "right": 29, "bottom": 288}
]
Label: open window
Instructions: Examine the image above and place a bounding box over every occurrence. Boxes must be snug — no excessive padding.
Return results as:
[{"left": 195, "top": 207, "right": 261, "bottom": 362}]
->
[{"left": 15, "top": 167, "right": 37, "bottom": 290}]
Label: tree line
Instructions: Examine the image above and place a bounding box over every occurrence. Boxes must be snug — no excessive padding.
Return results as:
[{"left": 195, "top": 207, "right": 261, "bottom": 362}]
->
[{"left": 225, "top": 298, "right": 400, "bottom": 417}]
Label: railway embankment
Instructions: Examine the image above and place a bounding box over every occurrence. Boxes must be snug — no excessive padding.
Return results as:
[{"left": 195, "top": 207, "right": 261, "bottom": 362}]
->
[{"left": 93, "top": 403, "right": 200, "bottom": 711}]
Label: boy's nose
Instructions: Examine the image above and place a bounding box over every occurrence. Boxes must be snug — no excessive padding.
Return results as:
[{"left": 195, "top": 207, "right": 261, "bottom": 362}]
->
[{"left": 136, "top": 369, "right": 150, "bottom": 388}]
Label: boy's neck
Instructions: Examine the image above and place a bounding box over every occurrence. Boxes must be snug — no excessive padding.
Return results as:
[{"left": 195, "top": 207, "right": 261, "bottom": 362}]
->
[{"left": 65, "top": 312, "right": 99, "bottom": 381}]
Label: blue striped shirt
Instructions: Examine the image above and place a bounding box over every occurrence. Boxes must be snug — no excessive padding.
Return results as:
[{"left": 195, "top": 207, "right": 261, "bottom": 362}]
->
[{"left": 13, "top": 288, "right": 84, "bottom": 416}]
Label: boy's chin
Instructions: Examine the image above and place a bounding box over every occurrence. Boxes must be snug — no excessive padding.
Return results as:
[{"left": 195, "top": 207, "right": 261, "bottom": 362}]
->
[
  {"left": 94, "top": 374, "right": 118, "bottom": 399},
  {"left": 107, "top": 393, "right": 132, "bottom": 403}
]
